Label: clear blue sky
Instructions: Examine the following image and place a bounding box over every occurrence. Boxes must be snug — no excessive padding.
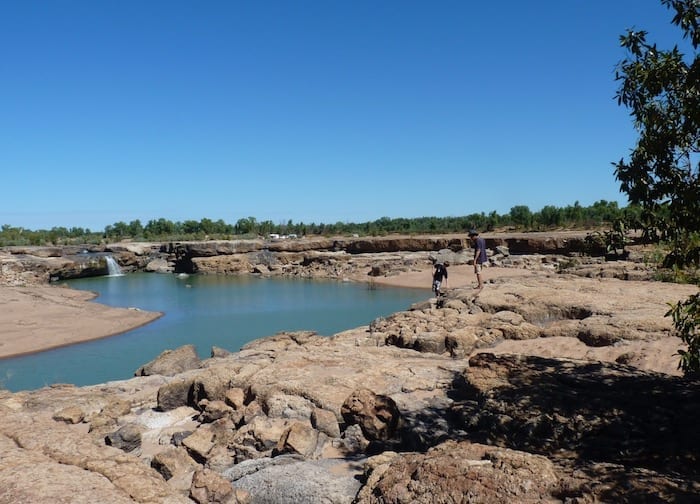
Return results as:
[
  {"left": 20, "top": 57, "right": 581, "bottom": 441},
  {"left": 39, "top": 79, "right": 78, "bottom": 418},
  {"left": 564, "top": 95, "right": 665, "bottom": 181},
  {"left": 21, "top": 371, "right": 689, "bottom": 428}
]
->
[{"left": 0, "top": 0, "right": 689, "bottom": 231}]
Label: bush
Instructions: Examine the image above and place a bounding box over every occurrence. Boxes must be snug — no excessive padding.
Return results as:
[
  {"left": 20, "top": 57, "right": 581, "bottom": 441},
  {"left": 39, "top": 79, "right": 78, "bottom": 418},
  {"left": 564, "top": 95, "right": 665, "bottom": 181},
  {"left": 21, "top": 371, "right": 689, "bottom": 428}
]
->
[{"left": 668, "top": 293, "right": 700, "bottom": 377}]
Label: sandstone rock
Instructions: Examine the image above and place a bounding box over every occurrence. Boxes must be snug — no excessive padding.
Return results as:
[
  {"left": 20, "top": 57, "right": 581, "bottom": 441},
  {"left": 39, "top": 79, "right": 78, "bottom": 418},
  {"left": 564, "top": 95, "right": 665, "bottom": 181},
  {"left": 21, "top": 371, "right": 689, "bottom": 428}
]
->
[
  {"left": 52, "top": 405, "right": 85, "bottom": 424},
  {"left": 341, "top": 423, "right": 370, "bottom": 453},
  {"left": 413, "top": 331, "right": 447, "bottom": 353},
  {"left": 0, "top": 454, "right": 137, "bottom": 504},
  {"left": 368, "top": 263, "right": 390, "bottom": 277},
  {"left": 275, "top": 422, "right": 320, "bottom": 458},
  {"left": 341, "top": 388, "right": 401, "bottom": 444},
  {"left": 197, "top": 399, "right": 237, "bottom": 424},
  {"left": 0, "top": 409, "right": 192, "bottom": 503},
  {"left": 135, "top": 344, "right": 201, "bottom": 377},
  {"left": 263, "top": 391, "right": 316, "bottom": 420},
  {"left": 242, "top": 400, "right": 264, "bottom": 424},
  {"left": 5, "top": 246, "right": 63, "bottom": 258},
  {"left": 356, "top": 440, "right": 560, "bottom": 503},
  {"left": 353, "top": 451, "right": 400, "bottom": 501},
  {"left": 191, "top": 255, "right": 252, "bottom": 274},
  {"left": 190, "top": 467, "right": 237, "bottom": 504},
  {"left": 183, "top": 425, "right": 216, "bottom": 463},
  {"left": 145, "top": 258, "right": 172, "bottom": 273},
  {"left": 206, "top": 444, "right": 237, "bottom": 473},
  {"left": 223, "top": 455, "right": 362, "bottom": 504},
  {"left": 224, "top": 387, "right": 246, "bottom": 410},
  {"left": 151, "top": 446, "right": 200, "bottom": 481},
  {"left": 108, "top": 243, "right": 158, "bottom": 256},
  {"left": 191, "top": 366, "right": 236, "bottom": 403},
  {"left": 232, "top": 415, "right": 292, "bottom": 457},
  {"left": 445, "top": 327, "right": 480, "bottom": 357},
  {"left": 311, "top": 407, "right": 341, "bottom": 438},
  {"left": 89, "top": 398, "right": 133, "bottom": 433},
  {"left": 157, "top": 378, "right": 195, "bottom": 411},
  {"left": 104, "top": 423, "right": 144, "bottom": 453},
  {"left": 212, "top": 346, "right": 232, "bottom": 358}
]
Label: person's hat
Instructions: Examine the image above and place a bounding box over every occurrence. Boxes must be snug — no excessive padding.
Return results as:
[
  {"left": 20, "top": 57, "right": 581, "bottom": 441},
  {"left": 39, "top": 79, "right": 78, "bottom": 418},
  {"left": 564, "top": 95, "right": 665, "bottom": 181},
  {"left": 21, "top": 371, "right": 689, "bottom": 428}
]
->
[{"left": 468, "top": 229, "right": 478, "bottom": 236}]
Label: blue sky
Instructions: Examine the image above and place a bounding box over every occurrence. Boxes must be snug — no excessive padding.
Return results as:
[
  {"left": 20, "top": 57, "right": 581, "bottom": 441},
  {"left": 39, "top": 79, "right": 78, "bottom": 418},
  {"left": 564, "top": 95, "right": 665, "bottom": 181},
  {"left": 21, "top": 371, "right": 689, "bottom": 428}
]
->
[{"left": 0, "top": 0, "right": 691, "bottom": 231}]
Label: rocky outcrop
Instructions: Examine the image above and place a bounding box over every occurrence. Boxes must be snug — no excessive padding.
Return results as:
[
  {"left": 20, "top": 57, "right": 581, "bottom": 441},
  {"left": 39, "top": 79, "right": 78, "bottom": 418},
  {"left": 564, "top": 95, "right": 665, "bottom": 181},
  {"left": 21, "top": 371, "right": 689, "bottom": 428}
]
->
[
  {"left": 1, "top": 231, "right": 617, "bottom": 284},
  {"left": 370, "top": 273, "right": 695, "bottom": 363},
  {"left": 2, "top": 231, "right": 698, "bottom": 502},
  {"left": 1, "top": 266, "right": 698, "bottom": 502},
  {"left": 459, "top": 353, "right": 700, "bottom": 476},
  {"left": 356, "top": 441, "right": 562, "bottom": 503}
]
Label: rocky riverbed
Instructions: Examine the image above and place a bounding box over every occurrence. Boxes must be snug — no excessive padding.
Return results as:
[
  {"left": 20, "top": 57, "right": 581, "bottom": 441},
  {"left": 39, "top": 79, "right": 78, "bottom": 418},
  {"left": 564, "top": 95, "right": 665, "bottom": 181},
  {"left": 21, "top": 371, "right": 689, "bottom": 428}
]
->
[{"left": 1, "top": 233, "right": 699, "bottom": 503}]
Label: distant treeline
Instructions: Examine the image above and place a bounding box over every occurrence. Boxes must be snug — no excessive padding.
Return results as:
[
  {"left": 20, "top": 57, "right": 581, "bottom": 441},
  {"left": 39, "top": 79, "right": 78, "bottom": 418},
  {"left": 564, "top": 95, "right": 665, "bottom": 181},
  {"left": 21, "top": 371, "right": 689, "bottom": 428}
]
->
[{"left": 1, "top": 200, "right": 642, "bottom": 246}]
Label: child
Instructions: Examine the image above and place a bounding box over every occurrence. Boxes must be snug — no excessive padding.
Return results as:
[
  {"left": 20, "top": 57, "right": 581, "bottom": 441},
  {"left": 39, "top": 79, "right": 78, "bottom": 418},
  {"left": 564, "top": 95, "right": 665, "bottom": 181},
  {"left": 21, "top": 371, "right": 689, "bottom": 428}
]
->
[{"left": 432, "top": 261, "right": 448, "bottom": 297}]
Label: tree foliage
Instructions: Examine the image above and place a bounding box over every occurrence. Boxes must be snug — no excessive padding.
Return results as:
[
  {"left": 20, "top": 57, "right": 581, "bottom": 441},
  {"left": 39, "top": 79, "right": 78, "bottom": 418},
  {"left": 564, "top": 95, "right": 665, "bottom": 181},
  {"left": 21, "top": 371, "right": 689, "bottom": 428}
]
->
[
  {"left": 614, "top": 0, "right": 700, "bottom": 260},
  {"left": 0, "top": 200, "right": 635, "bottom": 246},
  {"left": 614, "top": 0, "right": 700, "bottom": 375},
  {"left": 668, "top": 293, "right": 700, "bottom": 376}
]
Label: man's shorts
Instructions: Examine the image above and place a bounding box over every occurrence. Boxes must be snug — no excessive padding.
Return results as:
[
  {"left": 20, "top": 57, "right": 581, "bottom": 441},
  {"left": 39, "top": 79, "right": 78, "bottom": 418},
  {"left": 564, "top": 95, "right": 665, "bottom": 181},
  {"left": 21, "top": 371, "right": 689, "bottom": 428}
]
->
[
  {"left": 433, "top": 280, "right": 441, "bottom": 291},
  {"left": 474, "top": 263, "right": 483, "bottom": 273}
]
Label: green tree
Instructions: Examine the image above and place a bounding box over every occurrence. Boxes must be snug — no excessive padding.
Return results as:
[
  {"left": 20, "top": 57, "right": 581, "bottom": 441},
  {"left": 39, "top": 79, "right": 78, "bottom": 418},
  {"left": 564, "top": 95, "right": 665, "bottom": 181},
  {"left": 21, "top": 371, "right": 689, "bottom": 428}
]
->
[
  {"left": 509, "top": 205, "right": 533, "bottom": 228},
  {"left": 235, "top": 217, "right": 257, "bottom": 235},
  {"left": 614, "top": 0, "right": 700, "bottom": 375},
  {"left": 182, "top": 220, "right": 200, "bottom": 235},
  {"left": 614, "top": 0, "right": 700, "bottom": 260},
  {"left": 537, "top": 205, "right": 563, "bottom": 228},
  {"left": 128, "top": 220, "right": 143, "bottom": 239},
  {"left": 144, "top": 218, "right": 175, "bottom": 238}
]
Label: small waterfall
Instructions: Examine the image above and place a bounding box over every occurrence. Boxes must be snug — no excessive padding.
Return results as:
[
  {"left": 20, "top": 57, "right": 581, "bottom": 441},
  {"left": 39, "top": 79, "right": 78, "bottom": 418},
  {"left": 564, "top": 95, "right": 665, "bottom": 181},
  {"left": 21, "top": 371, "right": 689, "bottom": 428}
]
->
[{"left": 105, "top": 256, "right": 124, "bottom": 277}]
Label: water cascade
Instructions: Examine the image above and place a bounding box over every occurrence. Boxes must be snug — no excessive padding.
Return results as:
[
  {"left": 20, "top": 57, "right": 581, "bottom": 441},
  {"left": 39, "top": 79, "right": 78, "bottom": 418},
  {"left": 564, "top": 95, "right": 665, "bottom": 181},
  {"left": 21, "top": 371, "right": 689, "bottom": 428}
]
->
[{"left": 105, "top": 256, "right": 124, "bottom": 277}]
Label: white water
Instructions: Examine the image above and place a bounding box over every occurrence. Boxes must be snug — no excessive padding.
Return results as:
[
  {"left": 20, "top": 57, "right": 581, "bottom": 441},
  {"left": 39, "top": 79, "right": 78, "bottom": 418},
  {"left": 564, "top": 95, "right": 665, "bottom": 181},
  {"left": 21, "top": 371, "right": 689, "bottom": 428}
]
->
[{"left": 105, "top": 256, "right": 124, "bottom": 276}]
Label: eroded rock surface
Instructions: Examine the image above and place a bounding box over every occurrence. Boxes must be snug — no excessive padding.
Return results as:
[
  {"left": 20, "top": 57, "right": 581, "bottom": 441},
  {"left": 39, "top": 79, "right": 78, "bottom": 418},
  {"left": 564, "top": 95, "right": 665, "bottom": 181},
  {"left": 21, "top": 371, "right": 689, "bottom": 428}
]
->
[{"left": 1, "top": 234, "right": 699, "bottom": 502}]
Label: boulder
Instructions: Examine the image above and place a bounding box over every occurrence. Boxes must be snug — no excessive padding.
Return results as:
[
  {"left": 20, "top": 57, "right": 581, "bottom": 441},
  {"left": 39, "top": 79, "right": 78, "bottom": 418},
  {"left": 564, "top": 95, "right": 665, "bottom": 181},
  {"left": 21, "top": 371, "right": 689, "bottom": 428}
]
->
[
  {"left": 151, "top": 446, "right": 200, "bottom": 482},
  {"left": 311, "top": 407, "right": 341, "bottom": 438},
  {"left": 275, "top": 422, "right": 320, "bottom": 458},
  {"left": 157, "top": 378, "right": 195, "bottom": 411},
  {"left": 341, "top": 388, "right": 401, "bottom": 444},
  {"left": 52, "top": 405, "right": 85, "bottom": 424},
  {"left": 356, "top": 441, "right": 559, "bottom": 503},
  {"left": 183, "top": 425, "right": 216, "bottom": 463},
  {"left": 145, "top": 258, "right": 173, "bottom": 273},
  {"left": 135, "top": 344, "right": 201, "bottom": 377},
  {"left": 223, "top": 455, "right": 363, "bottom": 504},
  {"left": 189, "top": 467, "right": 239, "bottom": 504},
  {"left": 104, "top": 423, "right": 144, "bottom": 452}
]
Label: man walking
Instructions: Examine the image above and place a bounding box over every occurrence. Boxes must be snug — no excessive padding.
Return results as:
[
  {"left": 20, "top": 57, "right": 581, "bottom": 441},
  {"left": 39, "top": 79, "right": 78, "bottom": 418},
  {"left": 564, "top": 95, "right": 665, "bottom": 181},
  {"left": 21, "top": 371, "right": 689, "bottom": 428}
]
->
[{"left": 469, "top": 229, "right": 487, "bottom": 290}]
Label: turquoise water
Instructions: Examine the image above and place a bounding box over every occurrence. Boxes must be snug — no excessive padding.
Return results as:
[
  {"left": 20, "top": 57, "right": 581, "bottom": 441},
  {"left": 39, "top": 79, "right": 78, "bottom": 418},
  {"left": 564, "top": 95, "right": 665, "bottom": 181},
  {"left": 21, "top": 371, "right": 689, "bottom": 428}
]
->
[{"left": 0, "top": 274, "right": 429, "bottom": 392}]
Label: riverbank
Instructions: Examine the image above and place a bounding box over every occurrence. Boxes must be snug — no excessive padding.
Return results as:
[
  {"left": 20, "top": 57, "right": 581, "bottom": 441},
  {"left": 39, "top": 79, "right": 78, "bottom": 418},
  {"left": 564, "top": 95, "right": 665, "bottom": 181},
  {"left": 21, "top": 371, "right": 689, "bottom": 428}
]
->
[
  {"left": 0, "top": 232, "right": 672, "bottom": 364},
  {"left": 0, "top": 285, "right": 162, "bottom": 359},
  {"left": 0, "top": 261, "right": 542, "bottom": 359},
  {"left": 1, "top": 261, "right": 686, "bottom": 378}
]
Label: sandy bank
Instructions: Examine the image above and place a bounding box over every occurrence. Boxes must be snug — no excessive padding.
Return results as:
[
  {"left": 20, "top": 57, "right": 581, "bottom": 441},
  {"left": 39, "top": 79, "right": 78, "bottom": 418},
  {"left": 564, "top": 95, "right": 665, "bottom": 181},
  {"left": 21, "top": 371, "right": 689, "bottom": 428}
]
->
[{"left": 0, "top": 285, "right": 162, "bottom": 359}]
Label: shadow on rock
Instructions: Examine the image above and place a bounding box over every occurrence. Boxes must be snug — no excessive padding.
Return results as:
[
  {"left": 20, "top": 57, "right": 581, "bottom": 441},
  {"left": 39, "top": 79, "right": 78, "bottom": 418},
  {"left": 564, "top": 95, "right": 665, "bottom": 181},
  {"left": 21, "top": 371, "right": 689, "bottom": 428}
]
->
[
  {"left": 450, "top": 353, "right": 700, "bottom": 476},
  {"left": 370, "top": 352, "right": 700, "bottom": 502}
]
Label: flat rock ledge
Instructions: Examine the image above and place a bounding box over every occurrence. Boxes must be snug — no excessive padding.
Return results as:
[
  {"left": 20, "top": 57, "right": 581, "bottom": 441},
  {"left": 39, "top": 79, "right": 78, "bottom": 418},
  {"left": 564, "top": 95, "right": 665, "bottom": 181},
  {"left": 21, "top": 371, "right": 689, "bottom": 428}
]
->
[{"left": 1, "top": 266, "right": 699, "bottom": 503}]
